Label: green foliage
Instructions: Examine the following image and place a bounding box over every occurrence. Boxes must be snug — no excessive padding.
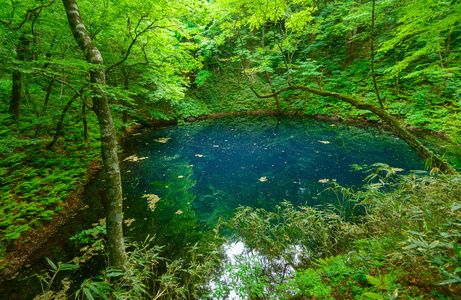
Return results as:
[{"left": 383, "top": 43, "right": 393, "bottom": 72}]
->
[
  {"left": 0, "top": 105, "right": 101, "bottom": 252},
  {"left": 70, "top": 224, "right": 107, "bottom": 244},
  {"left": 194, "top": 70, "right": 213, "bottom": 88},
  {"left": 210, "top": 254, "right": 281, "bottom": 299},
  {"left": 230, "top": 202, "right": 356, "bottom": 264},
  {"left": 214, "top": 170, "right": 461, "bottom": 298},
  {"left": 1, "top": 0, "right": 461, "bottom": 298},
  {"left": 35, "top": 234, "right": 223, "bottom": 299}
]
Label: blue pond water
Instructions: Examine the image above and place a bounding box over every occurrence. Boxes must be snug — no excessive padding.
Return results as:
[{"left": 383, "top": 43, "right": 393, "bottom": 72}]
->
[{"left": 120, "top": 116, "right": 429, "bottom": 250}]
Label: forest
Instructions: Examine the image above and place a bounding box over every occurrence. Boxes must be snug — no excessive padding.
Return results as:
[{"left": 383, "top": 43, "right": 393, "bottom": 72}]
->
[{"left": 0, "top": 0, "right": 460, "bottom": 298}]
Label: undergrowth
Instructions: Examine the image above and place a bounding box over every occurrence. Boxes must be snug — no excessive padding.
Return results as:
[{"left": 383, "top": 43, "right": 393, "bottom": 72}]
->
[
  {"left": 0, "top": 113, "right": 101, "bottom": 261},
  {"left": 33, "top": 166, "right": 461, "bottom": 299},
  {"left": 214, "top": 166, "right": 461, "bottom": 299}
]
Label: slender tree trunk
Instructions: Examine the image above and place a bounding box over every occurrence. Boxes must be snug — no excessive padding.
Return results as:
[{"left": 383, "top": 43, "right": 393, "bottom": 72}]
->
[
  {"left": 275, "top": 24, "right": 292, "bottom": 86},
  {"left": 82, "top": 101, "right": 88, "bottom": 142},
  {"left": 262, "top": 25, "right": 282, "bottom": 112},
  {"left": 438, "top": 51, "right": 447, "bottom": 88},
  {"left": 394, "top": 46, "right": 399, "bottom": 94},
  {"left": 349, "top": 0, "right": 361, "bottom": 64},
  {"left": 62, "top": 0, "right": 127, "bottom": 269},
  {"left": 121, "top": 68, "right": 129, "bottom": 134},
  {"left": 46, "top": 92, "right": 78, "bottom": 150},
  {"left": 10, "top": 70, "right": 23, "bottom": 119},
  {"left": 9, "top": 37, "right": 28, "bottom": 119},
  {"left": 34, "top": 79, "right": 54, "bottom": 138},
  {"left": 371, "top": 0, "right": 384, "bottom": 109}
]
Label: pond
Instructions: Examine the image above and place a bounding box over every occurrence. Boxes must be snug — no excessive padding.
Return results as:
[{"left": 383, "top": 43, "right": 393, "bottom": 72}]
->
[
  {"left": 119, "top": 115, "right": 437, "bottom": 254},
  {"left": 1, "top": 115, "right": 455, "bottom": 299}
]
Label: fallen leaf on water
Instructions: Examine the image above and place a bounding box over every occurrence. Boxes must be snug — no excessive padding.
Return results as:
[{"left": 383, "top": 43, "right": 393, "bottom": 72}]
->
[
  {"left": 259, "top": 177, "right": 268, "bottom": 182},
  {"left": 391, "top": 167, "right": 404, "bottom": 172},
  {"left": 142, "top": 194, "right": 160, "bottom": 211},
  {"left": 155, "top": 137, "right": 171, "bottom": 143},
  {"left": 178, "top": 175, "right": 184, "bottom": 178},
  {"left": 318, "top": 179, "right": 329, "bottom": 183},
  {"left": 318, "top": 140, "right": 330, "bottom": 144},
  {"left": 175, "top": 210, "right": 183, "bottom": 215},
  {"left": 124, "top": 218, "right": 135, "bottom": 227},
  {"left": 195, "top": 154, "right": 204, "bottom": 157},
  {"left": 124, "top": 155, "right": 148, "bottom": 162}
]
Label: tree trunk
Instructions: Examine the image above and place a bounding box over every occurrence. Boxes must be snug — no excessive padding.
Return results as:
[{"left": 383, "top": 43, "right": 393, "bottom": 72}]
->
[
  {"left": 9, "top": 70, "right": 22, "bottom": 119},
  {"left": 349, "top": 0, "right": 361, "bottom": 65},
  {"left": 34, "top": 79, "right": 54, "bottom": 138},
  {"left": 121, "top": 68, "right": 130, "bottom": 135},
  {"left": 82, "top": 101, "right": 88, "bottom": 142},
  {"left": 371, "top": 0, "right": 384, "bottom": 109},
  {"left": 62, "top": 0, "right": 127, "bottom": 269},
  {"left": 46, "top": 93, "right": 78, "bottom": 150},
  {"left": 262, "top": 25, "right": 282, "bottom": 112},
  {"left": 9, "top": 37, "right": 28, "bottom": 119},
  {"left": 249, "top": 84, "right": 455, "bottom": 174}
]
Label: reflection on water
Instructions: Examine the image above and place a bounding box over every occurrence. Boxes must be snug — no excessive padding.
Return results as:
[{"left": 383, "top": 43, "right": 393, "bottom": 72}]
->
[
  {"left": 119, "top": 116, "right": 444, "bottom": 265},
  {"left": 121, "top": 116, "right": 428, "bottom": 242},
  {"left": 210, "top": 241, "right": 307, "bottom": 299}
]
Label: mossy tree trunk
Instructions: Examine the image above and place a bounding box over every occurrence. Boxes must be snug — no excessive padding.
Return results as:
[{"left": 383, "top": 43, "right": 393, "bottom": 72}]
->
[
  {"left": 250, "top": 84, "right": 454, "bottom": 174},
  {"left": 62, "top": 0, "right": 127, "bottom": 268}
]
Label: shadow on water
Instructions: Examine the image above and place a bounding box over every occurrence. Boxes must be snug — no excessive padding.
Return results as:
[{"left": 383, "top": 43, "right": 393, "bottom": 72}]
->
[{"left": 1, "top": 115, "right": 458, "bottom": 299}]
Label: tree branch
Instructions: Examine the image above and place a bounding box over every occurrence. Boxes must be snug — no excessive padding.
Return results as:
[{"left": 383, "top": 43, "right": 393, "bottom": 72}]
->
[
  {"left": 45, "top": 88, "right": 83, "bottom": 150},
  {"left": 0, "top": 0, "right": 56, "bottom": 30},
  {"left": 106, "top": 17, "right": 161, "bottom": 74},
  {"left": 34, "top": 72, "right": 92, "bottom": 110},
  {"left": 248, "top": 82, "right": 454, "bottom": 173}
]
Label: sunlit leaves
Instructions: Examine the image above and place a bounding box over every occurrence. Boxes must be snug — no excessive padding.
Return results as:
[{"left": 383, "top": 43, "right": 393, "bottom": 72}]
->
[
  {"left": 286, "top": 6, "right": 316, "bottom": 32},
  {"left": 213, "top": 0, "right": 316, "bottom": 32},
  {"left": 378, "top": 0, "right": 461, "bottom": 79}
]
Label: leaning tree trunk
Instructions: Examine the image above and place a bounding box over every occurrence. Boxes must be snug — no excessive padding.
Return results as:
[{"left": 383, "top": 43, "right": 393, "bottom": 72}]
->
[
  {"left": 62, "top": 0, "right": 127, "bottom": 268},
  {"left": 250, "top": 84, "right": 455, "bottom": 174}
]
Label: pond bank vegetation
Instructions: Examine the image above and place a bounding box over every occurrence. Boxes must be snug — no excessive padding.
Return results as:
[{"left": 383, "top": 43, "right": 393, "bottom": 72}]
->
[{"left": 34, "top": 165, "right": 461, "bottom": 299}]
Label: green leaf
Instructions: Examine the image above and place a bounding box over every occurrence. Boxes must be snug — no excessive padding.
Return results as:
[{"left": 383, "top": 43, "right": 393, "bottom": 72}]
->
[
  {"left": 429, "top": 240, "right": 439, "bottom": 249},
  {"left": 362, "top": 292, "right": 383, "bottom": 299},
  {"left": 83, "top": 287, "right": 95, "bottom": 300},
  {"left": 46, "top": 257, "right": 57, "bottom": 271}
]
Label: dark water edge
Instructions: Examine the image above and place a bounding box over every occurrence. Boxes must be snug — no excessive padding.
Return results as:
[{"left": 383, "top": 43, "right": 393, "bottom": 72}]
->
[
  {"left": 0, "top": 173, "right": 107, "bottom": 300},
  {"left": 0, "top": 115, "right": 458, "bottom": 299}
]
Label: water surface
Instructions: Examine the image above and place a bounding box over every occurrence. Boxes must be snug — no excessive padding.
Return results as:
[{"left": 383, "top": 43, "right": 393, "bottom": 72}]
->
[{"left": 120, "top": 116, "right": 429, "bottom": 251}]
